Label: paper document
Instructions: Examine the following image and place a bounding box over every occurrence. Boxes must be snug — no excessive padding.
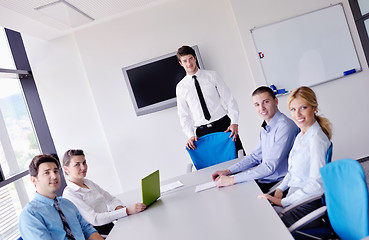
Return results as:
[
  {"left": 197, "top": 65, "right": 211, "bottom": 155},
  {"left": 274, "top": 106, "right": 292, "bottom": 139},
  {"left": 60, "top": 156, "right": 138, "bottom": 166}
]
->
[
  {"left": 161, "top": 181, "right": 184, "bottom": 194},
  {"left": 195, "top": 181, "right": 216, "bottom": 193}
]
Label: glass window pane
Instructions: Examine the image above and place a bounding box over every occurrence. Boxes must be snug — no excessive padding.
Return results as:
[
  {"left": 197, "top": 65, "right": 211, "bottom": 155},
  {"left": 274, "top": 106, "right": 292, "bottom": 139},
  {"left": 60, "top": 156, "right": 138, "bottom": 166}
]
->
[
  {"left": 0, "top": 78, "right": 41, "bottom": 179},
  {"left": 0, "top": 175, "right": 34, "bottom": 240},
  {"left": 365, "top": 19, "right": 369, "bottom": 38},
  {"left": 0, "top": 27, "right": 16, "bottom": 70},
  {"left": 358, "top": 0, "right": 369, "bottom": 15}
]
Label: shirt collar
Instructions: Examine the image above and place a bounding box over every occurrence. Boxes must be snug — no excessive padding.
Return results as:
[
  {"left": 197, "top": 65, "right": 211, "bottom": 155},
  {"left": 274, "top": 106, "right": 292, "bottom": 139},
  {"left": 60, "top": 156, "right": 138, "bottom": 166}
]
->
[
  {"left": 261, "top": 110, "right": 282, "bottom": 132},
  {"left": 66, "top": 179, "right": 84, "bottom": 191},
  {"left": 34, "top": 191, "right": 58, "bottom": 206},
  {"left": 300, "top": 120, "right": 319, "bottom": 139},
  {"left": 66, "top": 179, "right": 90, "bottom": 192},
  {"left": 187, "top": 68, "right": 201, "bottom": 78}
]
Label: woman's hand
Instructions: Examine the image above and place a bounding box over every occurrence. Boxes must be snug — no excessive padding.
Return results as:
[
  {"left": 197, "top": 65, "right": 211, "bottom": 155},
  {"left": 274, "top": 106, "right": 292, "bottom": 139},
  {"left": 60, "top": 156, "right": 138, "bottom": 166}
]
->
[
  {"left": 274, "top": 188, "right": 283, "bottom": 199},
  {"left": 258, "top": 194, "right": 282, "bottom": 206},
  {"left": 126, "top": 203, "right": 146, "bottom": 215}
]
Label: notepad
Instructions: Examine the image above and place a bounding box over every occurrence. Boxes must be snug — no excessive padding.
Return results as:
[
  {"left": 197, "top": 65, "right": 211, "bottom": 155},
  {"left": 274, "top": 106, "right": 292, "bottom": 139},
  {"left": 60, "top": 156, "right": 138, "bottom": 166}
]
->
[
  {"left": 161, "top": 181, "right": 184, "bottom": 194},
  {"left": 195, "top": 181, "right": 216, "bottom": 193}
]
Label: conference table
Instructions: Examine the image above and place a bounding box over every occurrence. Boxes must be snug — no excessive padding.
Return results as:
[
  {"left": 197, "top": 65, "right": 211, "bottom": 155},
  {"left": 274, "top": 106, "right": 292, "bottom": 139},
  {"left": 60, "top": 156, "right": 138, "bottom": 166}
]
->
[{"left": 106, "top": 158, "right": 293, "bottom": 240}]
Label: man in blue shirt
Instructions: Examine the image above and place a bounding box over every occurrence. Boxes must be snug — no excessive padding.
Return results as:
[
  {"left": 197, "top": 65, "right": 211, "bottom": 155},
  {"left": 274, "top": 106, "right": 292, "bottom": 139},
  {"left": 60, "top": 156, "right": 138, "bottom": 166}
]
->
[
  {"left": 212, "top": 86, "right": 299, "bottom": 193},
  {"left": 19, "top": 154, "right": 103, "bottom": 240}
]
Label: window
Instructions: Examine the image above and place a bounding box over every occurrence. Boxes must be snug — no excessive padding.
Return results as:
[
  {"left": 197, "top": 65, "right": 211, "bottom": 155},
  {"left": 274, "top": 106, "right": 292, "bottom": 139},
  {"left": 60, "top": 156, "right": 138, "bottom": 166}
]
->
[
  {"left": 349, "top": 0, "right": 369, "bottom": 67},
  {"left": 0, "top": 27, "right": 60, "bottom": 239}
]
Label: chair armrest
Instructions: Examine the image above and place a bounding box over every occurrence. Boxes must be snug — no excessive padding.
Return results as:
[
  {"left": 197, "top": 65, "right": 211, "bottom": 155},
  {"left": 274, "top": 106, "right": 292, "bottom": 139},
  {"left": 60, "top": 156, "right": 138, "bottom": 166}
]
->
[
  {"left": 267, "top": 181, "right": 282, "bottom": 195},
  {"left": 281, "top": 194, "right": 323, "bottom": 215},
  {"left": 237, "top": 149, "right": 244, "bottom": 158},
  {"left": 186, "top": 163, "right": 194, "bottom": 173},
  {"left": 288, "top": 206, "right": 327, "bottom": 232}
]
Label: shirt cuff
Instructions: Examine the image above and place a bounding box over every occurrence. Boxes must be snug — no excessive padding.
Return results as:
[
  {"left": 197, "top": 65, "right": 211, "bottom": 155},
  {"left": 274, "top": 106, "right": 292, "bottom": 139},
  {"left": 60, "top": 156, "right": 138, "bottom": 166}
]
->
[
  {"left": 227, "top": 165, "right": 238, "bottom": 175},
  {"left": 281, "top": 198, "right": 290, "bottom": 208},
  {"left": 110, "top": 207, "right": 127, "bottom": 221}
]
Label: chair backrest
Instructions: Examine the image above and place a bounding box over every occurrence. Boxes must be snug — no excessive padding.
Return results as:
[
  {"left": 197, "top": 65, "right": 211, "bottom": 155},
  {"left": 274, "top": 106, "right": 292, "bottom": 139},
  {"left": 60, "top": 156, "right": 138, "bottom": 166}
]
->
[
  {"left": 320, "top": 158, "right": 369, "bottom": 240},
  {"left": 186, "top": 132, "right": 236, "bottom": 170},
  {"left": 326, "top": 142, "right": 333, "bottom": 164}
]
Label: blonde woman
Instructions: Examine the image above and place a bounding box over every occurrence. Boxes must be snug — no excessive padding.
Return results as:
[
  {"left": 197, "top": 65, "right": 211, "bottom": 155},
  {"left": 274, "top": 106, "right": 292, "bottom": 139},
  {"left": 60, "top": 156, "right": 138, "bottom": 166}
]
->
[
  {"left": 62, "top": 149, "right": 146, "bottom": 235},
  {"left": 259, "top": 86, "right": 332, "bottom": 227}
]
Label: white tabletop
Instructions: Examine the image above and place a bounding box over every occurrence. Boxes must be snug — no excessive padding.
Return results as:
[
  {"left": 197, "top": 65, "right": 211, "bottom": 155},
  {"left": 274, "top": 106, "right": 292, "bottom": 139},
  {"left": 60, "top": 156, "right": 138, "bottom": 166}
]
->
[{"left": 106, "top": 158, "right": 293, "bottom": 240}]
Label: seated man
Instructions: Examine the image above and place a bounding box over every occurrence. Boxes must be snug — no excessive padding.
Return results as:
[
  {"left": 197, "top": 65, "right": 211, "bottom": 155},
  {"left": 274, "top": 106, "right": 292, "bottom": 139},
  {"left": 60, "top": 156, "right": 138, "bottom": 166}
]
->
[
  {"left": 212, "top": 86, "right": 299, "bottom": 193},
  {"left": 19, "top": 154, "right": 103, "bottom": 240}
]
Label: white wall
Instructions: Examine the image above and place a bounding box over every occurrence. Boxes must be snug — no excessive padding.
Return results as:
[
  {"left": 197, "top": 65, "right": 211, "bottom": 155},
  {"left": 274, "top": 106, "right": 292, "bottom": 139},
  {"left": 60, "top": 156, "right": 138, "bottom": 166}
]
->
[
  {"left": 229, "top": 0, "right": 369, "bottom": 161},
  {"left": 21, "top": 0, "right": 255, "bottom": 194},
  {"left": 23, "top": 34, "right": 123, "bottom": 194},
  {"left": 5, "top": 0, "right": 369, "bottom": 195},
  {"left": 70, "top": 0, "right": 255, "bottom": 193}
]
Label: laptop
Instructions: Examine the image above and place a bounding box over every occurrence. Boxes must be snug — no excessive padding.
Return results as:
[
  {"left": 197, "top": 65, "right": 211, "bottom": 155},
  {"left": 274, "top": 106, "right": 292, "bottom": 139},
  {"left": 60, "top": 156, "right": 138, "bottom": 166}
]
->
[{"left": 141, "top": 170, "right": 160, "bottom": 206}]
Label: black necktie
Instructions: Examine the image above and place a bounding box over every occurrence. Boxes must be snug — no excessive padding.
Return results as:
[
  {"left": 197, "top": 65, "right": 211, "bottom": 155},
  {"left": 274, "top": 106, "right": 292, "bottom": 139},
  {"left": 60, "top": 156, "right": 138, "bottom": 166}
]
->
[
  {"left": 193, "top": 75, "right": 211, "bottom": 121},
  {"left": 54, "top": 198, "right": 76, "bottom": 240}
]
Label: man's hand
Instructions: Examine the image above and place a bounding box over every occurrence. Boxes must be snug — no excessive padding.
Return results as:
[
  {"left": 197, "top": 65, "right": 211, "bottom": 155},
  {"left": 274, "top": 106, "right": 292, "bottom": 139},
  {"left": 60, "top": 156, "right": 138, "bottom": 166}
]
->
[
  {"left": 126, "top": 203, "right": 146, "bottom": 215},
  {"left": 225, "top": 124, "right": 238, "bottom": 141},
  {"left": 215, "top": 175, "right": 235, "bottom": 187},
  {"left": 88, "top": 232, "right": 104, "bottom": 240},
  {"left": 186, "top": 136, "right": 198, "bottom": 150},
  {"left": 211, "top": 169, "right": 231, "bottom": 181}
]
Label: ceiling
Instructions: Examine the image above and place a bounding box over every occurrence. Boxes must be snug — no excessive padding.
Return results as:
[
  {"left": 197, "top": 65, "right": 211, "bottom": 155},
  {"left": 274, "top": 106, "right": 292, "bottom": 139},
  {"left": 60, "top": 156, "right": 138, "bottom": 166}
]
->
[{"left": 0, "top": 0, "right": 168, "bottom": 38}]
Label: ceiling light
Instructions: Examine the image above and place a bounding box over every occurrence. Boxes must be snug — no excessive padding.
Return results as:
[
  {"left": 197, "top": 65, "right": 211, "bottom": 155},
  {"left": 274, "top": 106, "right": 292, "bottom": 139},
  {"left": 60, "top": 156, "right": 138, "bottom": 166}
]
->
[{"left": 35, "top": 0, "right": 94, "bottom": 28}]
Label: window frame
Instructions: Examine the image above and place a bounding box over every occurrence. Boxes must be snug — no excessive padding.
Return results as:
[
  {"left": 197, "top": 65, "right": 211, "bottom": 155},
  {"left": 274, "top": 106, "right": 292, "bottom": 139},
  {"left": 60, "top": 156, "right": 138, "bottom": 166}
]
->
[
  {"left": 349, "top": 0, "right": 369, "bottom": 67},
  {"left": 0, "top": 28, "right": 66, "bottom": 195}
]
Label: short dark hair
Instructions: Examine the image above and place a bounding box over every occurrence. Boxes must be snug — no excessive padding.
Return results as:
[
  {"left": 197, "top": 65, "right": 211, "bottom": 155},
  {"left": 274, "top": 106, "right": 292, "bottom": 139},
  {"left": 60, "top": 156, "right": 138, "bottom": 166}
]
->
[
  {"left": 29, "top": 154, "right": 60, "bottom": 177},
  {"left": 63, "top": 149, "right": 85, "bottom": 167},
  {"left": 252, "top": 86, "right": 276, "bottom": 99},
  {"left": 176, "top": 45, "right": 197, "bottom": 62}
]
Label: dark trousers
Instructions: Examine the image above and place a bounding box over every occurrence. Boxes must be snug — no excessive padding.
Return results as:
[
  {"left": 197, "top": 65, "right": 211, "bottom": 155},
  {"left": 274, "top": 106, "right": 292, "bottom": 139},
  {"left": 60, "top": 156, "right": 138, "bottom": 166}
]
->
[
  {"left": 94, "top": 222, "right": 115, "bottom": 235},
  {"left": 195, "top": 115, "right": 244, "bottom": 155},
  {"left": 281, "top": 199, "right": 323, "bottom": 228},
  {"left": 256, "top": 181, "right": 280, "bottom": 194}
]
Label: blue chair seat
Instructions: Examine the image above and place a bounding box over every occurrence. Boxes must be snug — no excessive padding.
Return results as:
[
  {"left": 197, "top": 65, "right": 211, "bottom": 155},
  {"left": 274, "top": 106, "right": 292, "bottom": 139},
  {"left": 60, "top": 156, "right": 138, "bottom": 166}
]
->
[{"left": 186, "top": 132, "right": 236, "bottom": 170}]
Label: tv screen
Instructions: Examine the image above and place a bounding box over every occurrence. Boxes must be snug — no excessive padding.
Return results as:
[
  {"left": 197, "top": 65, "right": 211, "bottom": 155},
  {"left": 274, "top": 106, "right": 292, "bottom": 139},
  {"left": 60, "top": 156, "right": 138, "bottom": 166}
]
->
[{"left": 122, "top": 45, "right": 204, "bottom": 116}]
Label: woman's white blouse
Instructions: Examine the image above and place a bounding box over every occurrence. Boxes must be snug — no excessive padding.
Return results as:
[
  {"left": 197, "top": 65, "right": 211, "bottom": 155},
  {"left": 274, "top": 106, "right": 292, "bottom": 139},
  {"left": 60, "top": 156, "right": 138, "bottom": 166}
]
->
[
  {"left": 278, "top": 121, "right": 331, "bottom": 207},
  {"left": 63, "top": 178, "right": 127, "bottom": 226}
]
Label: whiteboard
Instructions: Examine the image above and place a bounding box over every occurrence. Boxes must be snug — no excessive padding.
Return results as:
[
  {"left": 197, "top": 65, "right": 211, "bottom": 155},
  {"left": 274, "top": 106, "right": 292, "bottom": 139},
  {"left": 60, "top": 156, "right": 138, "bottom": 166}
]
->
[{"left": 251, "top": 4, "right": 361, "bottom": 91}]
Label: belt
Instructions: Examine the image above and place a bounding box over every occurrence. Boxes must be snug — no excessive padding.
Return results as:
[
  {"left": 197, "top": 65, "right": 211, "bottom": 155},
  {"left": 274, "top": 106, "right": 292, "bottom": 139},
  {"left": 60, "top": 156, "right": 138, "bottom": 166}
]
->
[{"left": 197, "top": 115, "right": 228, "bottom": 129}]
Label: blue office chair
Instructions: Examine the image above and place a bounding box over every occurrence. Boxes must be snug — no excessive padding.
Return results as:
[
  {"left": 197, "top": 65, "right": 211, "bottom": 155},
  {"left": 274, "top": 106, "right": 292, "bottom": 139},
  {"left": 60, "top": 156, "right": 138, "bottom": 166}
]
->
[
  {"left": 186, "top": 132, "right": 236, "bottom": 170},
  {"left": 320, "top": 158, "right": 369, "bottom": 240},
  {"left": 288, "top": 158, "right": 369, "bottom": 240},
  {"left": 325, "top": 142, "right": 333, "bottom": 165}
]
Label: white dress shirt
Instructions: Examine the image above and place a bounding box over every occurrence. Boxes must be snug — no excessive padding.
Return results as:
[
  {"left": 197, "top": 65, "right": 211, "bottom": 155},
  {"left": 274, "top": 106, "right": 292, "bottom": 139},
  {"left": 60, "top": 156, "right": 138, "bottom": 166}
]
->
[
  {"left": 176, "top": 69, "right": 239, "bottom": 138},
  {"left": 278, "top": 121, "right": 331, "bottom": 207},
  {"left": 63, "top": 178, "right": 127, "bottom": 226}
]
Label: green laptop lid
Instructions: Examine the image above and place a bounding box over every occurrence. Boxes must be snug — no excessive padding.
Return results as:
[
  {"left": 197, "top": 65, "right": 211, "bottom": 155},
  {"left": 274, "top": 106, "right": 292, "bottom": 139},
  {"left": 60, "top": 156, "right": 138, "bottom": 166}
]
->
[{"left": 141, "top": 170, "right": 160, "bottom": 206}]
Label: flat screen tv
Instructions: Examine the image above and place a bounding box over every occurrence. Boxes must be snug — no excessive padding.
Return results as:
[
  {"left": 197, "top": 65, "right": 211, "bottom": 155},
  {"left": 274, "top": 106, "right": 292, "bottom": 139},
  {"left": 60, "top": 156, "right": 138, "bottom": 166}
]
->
[{"left": 122, "top": 45, "right": 204, "bottom": 116}]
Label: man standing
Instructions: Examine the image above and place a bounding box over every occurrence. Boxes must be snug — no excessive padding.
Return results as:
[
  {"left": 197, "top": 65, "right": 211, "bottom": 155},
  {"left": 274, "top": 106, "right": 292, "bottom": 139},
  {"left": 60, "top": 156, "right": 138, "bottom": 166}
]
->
[
  {"left": 176, "top": 45, "right": 243, "bottom": 154},
  {"left": 212, "top": 86, "right": 299, "bottom": 193},
  {"left": 19, "top": 154, "right": 103, "bottom": 240}
]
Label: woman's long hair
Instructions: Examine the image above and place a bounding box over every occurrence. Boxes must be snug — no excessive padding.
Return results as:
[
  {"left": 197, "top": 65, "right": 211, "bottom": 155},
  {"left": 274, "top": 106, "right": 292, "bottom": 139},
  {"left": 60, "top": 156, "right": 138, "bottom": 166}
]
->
[{"left": 287, "top": 86, "right": 332, "bottom": 140}]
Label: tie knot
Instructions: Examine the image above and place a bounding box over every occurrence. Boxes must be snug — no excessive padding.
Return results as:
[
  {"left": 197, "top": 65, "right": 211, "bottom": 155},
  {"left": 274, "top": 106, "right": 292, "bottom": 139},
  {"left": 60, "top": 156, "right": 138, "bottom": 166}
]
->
[
  {"left": 192, "top": 75, "right": 197, "bottom": 80},
  {"left": 54, "top": 198, "right": 59, "bottom": 207}
]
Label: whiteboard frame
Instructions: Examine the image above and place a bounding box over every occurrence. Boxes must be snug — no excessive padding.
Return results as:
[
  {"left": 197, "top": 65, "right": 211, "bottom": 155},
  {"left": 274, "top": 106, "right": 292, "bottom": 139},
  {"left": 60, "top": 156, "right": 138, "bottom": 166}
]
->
[{"left": 250, "top": 3, "right": 362, "bottom": 91}]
